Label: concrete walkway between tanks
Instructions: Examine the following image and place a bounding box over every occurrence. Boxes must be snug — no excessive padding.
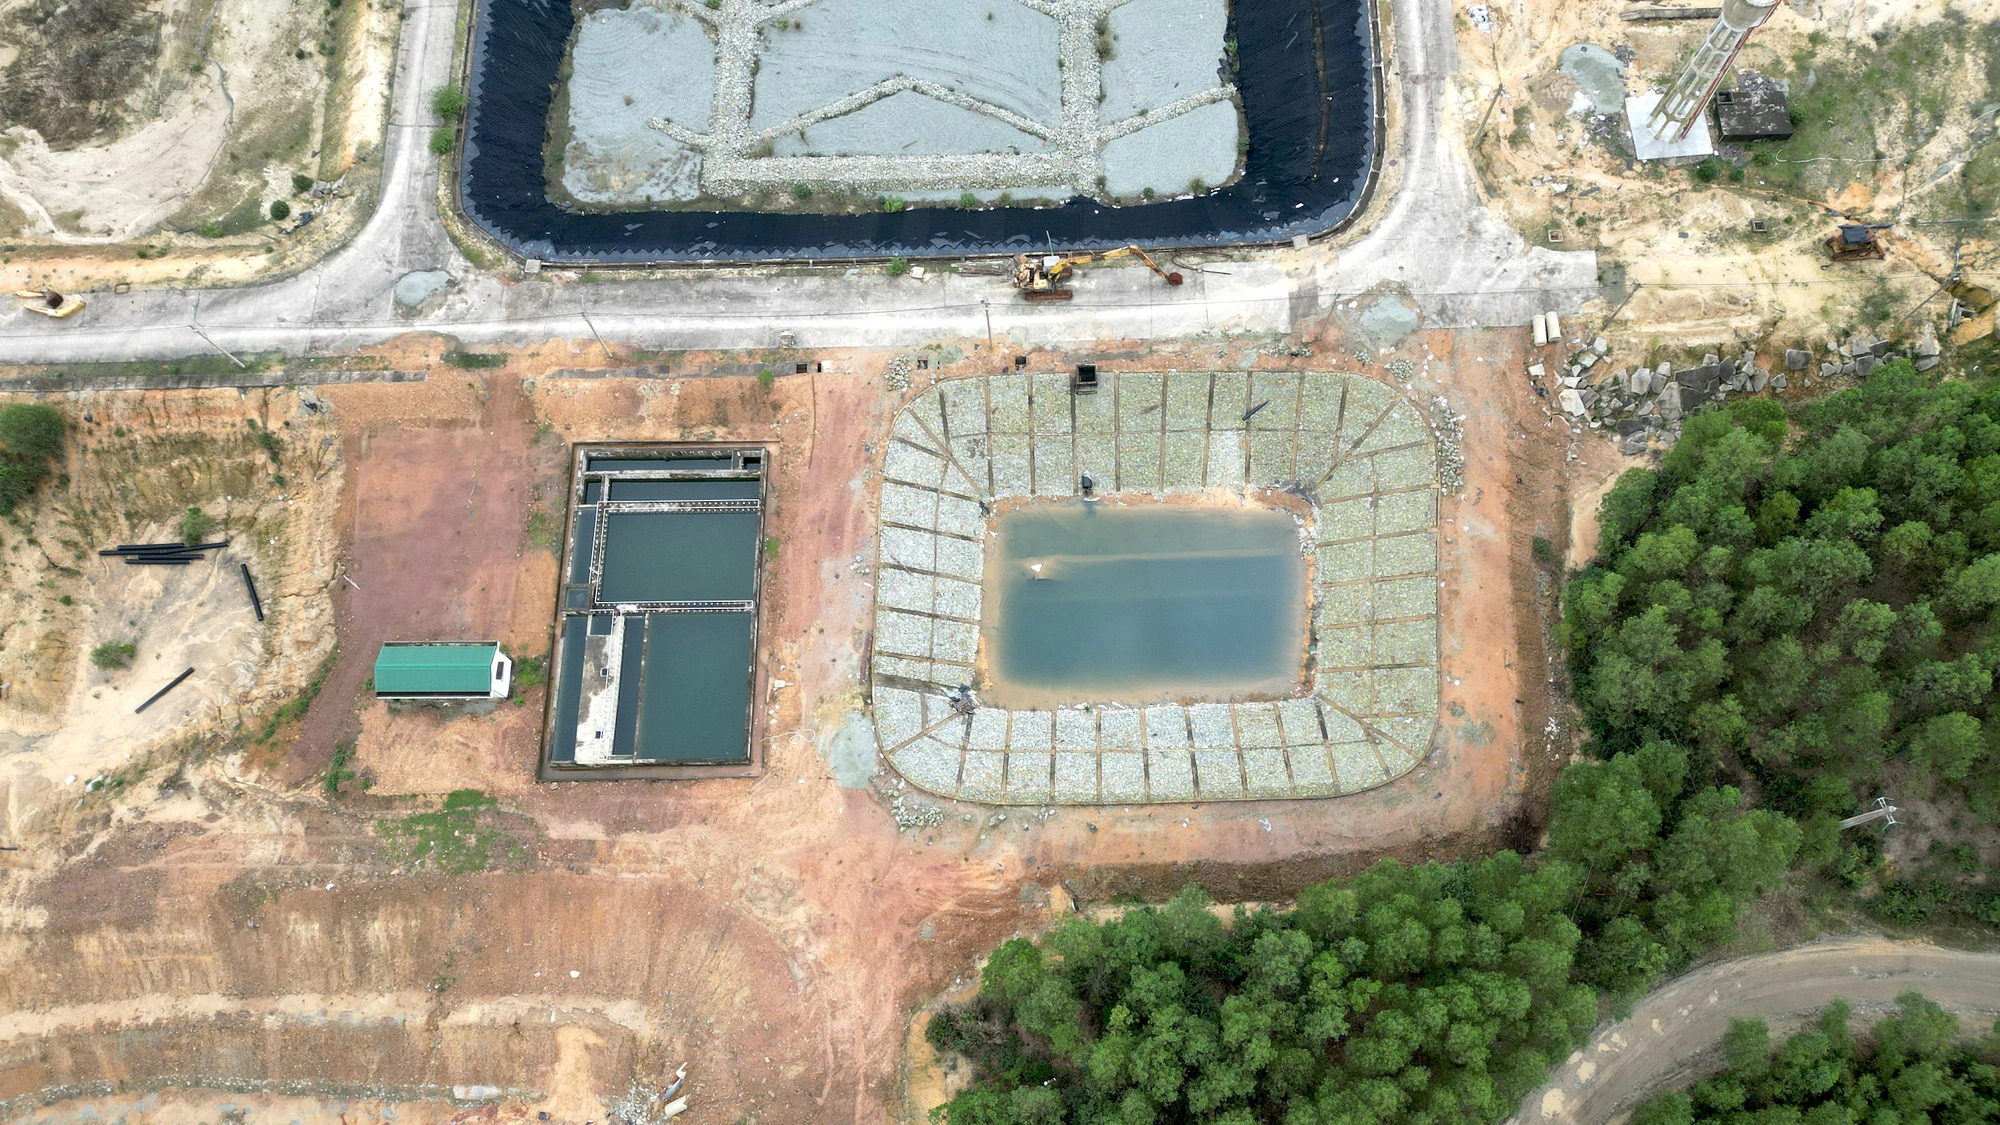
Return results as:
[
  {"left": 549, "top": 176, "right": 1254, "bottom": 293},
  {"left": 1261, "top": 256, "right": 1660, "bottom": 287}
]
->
[
  {"left": 0, "top": 0, "right": 1598, "bottom": 364},
  {"left": 1516, "top": 938, "right": 2000, "bottom": 1125}
]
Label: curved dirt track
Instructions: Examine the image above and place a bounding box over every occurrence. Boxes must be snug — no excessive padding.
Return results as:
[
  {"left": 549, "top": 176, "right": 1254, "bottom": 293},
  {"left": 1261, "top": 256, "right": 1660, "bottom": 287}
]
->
[{"left": 1517, "top": 939, "right": 2000, "bottom": 1125}]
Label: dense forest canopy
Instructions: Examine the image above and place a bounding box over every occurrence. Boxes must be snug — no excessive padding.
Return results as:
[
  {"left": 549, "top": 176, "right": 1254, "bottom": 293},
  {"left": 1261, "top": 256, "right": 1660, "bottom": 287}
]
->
[{"left": 1566, "top": 362, "right": 2000, "bottom": 826}]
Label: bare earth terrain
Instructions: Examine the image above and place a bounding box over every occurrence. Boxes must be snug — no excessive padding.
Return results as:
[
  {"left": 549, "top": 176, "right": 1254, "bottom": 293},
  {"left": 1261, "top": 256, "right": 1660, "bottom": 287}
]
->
[{"left": 0, "top": 313, "right": 1574, "bottom": 1125}]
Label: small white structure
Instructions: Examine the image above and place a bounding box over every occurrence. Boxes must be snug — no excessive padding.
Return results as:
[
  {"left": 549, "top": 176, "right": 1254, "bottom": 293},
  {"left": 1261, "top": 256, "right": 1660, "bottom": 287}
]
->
[
  {"left": 1626, "top": 92, "right": 1716, "bottom": 162},
  {"left": 373, "top": 641, "right": 513, "bottom": 700}
]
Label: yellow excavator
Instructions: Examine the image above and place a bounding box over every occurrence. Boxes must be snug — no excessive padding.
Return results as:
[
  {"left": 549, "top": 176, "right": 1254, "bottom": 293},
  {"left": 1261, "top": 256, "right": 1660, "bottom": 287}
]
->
[
  {"left": 13, "top": 288, "right": 85, "bottom": 319},
  {"left": 1013, "top": 245, "right": 1184, "bottom": 302}
]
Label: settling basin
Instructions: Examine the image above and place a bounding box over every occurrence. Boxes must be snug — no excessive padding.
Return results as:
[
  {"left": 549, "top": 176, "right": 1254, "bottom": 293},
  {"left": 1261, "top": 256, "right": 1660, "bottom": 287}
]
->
[{"left": 982, "top": 503, "right": 1306, "bottom": 706}]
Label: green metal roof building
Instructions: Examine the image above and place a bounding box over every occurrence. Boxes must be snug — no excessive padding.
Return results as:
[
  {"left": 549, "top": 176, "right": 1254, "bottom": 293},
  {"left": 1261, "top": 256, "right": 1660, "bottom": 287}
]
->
[{"left": 373, "top": 641, "right": 511, "bottom": 700}]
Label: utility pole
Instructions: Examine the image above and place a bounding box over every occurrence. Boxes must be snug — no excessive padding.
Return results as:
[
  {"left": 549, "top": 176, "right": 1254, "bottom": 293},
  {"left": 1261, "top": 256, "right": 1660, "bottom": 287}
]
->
[{"left": 1838, "top": 797, "right": 1901, "bottom": 831}]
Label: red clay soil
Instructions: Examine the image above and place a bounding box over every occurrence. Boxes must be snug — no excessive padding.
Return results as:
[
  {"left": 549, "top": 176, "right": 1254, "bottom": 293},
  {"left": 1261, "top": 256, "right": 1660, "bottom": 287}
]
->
[
  {"left": 282, "top": 373, "right": 557, "bottom": 784},
  {"left": 0, "top": 330, "right": 1588, "bottom": 1125}
]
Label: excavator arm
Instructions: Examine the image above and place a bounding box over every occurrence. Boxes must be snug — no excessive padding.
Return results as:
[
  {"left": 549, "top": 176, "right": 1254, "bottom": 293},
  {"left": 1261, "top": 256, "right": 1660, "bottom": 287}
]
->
[{"left": 1012, "top": 246, "right": 1184, "bottom": 301}]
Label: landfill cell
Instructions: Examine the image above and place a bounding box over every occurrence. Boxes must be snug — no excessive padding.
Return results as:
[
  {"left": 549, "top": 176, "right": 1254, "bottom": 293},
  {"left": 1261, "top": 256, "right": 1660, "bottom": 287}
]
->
[{"left": 459, "top": 0, "right": 1378, "bottom": 261}]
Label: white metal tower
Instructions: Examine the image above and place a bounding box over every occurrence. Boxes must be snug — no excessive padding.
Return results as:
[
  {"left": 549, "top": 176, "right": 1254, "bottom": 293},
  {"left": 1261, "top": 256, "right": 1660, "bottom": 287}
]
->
[{"left": 1644, "top": 0, "right": 1784, "bottom": 143}]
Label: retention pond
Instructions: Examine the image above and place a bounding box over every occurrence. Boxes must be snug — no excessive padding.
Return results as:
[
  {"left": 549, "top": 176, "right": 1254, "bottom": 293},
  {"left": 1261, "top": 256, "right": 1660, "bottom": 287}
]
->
[
  {"left": 982, "top": 503, "right": 1305, "bottom": 707},
  {"left": 541, "top": 446, "right": 768, "bottom": 779}
]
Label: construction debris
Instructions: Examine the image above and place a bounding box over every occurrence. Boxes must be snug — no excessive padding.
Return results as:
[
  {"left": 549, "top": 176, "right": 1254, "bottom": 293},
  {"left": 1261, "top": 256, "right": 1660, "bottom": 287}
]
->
[{"left": 1538, "top": 321, "right": 1944, "bottom": 458}]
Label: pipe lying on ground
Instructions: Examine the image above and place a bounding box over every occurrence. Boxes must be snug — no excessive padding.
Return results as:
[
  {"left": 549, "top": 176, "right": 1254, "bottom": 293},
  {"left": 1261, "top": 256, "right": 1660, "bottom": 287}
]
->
[
  {"left": 135, "top": 667, "right": 195, "bottom": 714},
  {"left": 101, "top": 541, "right": 229, "bottom": 555},
  {"left": 241, "top": 564, "right": 265, "bottom": 621},
  {"left": 124, "top": 556, "right": 197, "bottom": 566}
]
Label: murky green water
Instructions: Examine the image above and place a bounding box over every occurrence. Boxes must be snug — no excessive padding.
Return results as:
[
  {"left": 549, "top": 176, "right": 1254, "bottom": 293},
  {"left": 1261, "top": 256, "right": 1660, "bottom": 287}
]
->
[
  {"left": 983, "top": 503, "right": 1305, "bottom": 705},
  {"left": 599, "top": 510, "right": 759, "bottom": 603}
]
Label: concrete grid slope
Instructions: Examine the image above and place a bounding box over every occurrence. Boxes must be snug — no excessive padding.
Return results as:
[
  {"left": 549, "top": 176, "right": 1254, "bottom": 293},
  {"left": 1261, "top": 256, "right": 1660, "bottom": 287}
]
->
[
  {"left": 0, "top": 0, "right": 1596, "bottom": 363},
  {"left": 870, "top": 369, "right": 1441, "bottom": 806}
]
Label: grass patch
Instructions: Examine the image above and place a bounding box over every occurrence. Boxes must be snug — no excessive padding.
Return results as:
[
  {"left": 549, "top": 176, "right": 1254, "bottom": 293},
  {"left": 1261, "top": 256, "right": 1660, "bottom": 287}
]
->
[
  {"left": 0, "top": 403, "right": 65, "bottom": 514},
  {"left": 90, "top": 639, "right": 136, "bottom": 670},
  {"left": 324, "top": 740, "right": 371, "bottom": 795},
  {"left": 442, "top": 216, "right": 501, "bottom": 271},
  {"left": 525, "top": 506, "right": 560, "bottom": 550},
  {"left": 8, "top": 353, "right": 286, "bottom": 382},
  {"left": 444, "top": 351, "right": 506, "bottom": 369},
  {"left": 376, "top": 790, "right": 501, "bottom": 874},
  {"left": 1750, "top": 21, "right": 1997, "bottom": 207},
  {"left": 257, "top": 646, "right": 337, "bottom": 744},
  {"left": 212, "top": 192, "right": 269, "bottom": 236}
]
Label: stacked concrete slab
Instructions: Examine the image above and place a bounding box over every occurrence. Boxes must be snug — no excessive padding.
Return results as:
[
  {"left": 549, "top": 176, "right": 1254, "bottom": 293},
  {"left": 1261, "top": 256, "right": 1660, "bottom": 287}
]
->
[{"left": 870, "top": 370, "right": 1442, "bottom": 806}]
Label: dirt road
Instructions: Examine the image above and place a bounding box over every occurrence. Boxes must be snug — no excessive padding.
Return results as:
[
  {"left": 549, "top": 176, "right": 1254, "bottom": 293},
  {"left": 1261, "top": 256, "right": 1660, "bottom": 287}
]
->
[{"left": 1517, "top": 939, "right": 2000, "bottom": 1125}]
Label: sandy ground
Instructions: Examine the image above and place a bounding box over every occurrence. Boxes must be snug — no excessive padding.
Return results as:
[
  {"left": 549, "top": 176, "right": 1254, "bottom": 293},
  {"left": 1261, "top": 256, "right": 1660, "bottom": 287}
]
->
[
  {"left": 0, "top": 0, "right": 401, "bottom": 285},
  {"left": 0, "top": 318, "right": 1597, "bottom": 1125},
  {"left": 0, "top": 387, "right": 340, "bottom": 845},
  {"left": 0, "top": 77, "right": 232, "bottom": 244}
]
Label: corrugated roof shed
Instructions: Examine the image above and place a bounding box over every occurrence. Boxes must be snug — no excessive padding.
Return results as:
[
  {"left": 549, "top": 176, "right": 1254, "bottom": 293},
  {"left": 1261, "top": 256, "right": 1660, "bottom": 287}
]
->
[{"left": 375, "top": 642, "right": 500, "bottom": 696}]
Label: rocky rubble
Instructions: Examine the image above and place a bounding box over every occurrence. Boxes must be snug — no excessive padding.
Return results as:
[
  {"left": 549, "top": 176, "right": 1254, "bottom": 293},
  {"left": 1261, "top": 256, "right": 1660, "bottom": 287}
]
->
[{"left": 1537, "top": 325, "right": 1943, "bottom": 458}]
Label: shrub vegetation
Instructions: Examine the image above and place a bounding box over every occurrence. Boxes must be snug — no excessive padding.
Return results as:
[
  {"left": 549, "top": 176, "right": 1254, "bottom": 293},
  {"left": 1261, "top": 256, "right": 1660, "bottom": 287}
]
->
[
  {"left": 179, "top": 506, "right": 216, "bottom": 546},
  {"left": 430, "top": 84, "right": 468, "bottom": 120}
]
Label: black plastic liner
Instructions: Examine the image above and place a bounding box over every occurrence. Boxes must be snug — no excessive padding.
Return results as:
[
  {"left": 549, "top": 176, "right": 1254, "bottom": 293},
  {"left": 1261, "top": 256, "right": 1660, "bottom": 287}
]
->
[{"left": 460, "top": 0, "right": 1379, "bottom": 263}]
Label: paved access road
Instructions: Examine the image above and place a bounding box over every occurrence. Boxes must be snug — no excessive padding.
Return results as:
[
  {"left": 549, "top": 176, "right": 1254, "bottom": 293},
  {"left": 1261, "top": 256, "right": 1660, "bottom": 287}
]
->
[
  {"left": 1517, "top": 939, "right": 2000, "bottom": 1125},
  {"left": 0, "top": 0, "right": 1597, "bottom": 364}
]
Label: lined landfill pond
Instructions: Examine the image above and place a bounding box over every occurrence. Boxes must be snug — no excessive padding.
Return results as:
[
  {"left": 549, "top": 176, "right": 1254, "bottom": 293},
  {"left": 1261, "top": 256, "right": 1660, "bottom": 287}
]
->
[
  {"left": 541, "top": 446, "right": 768, "bottom": 779},
  {"left": 460, "top": 0, "right": 1381, "bottom": 261},
  {"left": 983, "top": 504, "right": 1307, "bottom": 706}
]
